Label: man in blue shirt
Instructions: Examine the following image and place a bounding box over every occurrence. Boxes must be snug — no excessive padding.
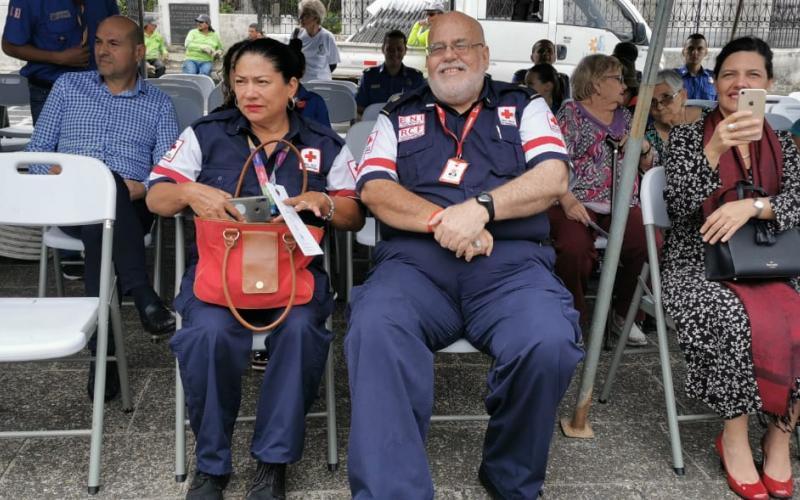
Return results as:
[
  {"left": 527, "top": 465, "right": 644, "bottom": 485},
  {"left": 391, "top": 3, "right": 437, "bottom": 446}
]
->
[
  {"left": 676, "top": 33, "right": 717, "bottom": 101},
  {"left": 355, "top": 30, "right": 425, "bottom": 115},
  {"left": 2, "top": 0, "right": 119, "bottom": 124},
  {"left": 27, "top": 16, "right": 179, "bottom": 401}
]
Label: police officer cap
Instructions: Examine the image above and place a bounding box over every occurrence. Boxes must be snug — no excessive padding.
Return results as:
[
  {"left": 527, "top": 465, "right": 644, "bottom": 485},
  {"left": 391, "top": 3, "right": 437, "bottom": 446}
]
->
[
  {"left": 195, "top": 14, "right": 212, "bottom": 24},
  {"left": 424, "top": 0, "right": 447, "bottom": 12},
  {"left": 144, "top": 16, "right": 157, "bottom": 26}
]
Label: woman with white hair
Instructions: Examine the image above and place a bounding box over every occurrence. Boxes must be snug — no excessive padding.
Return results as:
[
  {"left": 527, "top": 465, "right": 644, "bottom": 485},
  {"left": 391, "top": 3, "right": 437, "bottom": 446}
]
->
[
  {"left": 293, "top": 0, "right": 340, "bottom": 81},
  {"left": 645, "top": 69, "right": 705, "bottom": 161}
]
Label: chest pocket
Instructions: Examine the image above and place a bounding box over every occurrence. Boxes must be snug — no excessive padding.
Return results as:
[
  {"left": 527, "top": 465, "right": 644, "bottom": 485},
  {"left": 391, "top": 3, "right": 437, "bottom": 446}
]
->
[
  {"left": 396, "top": 128, "right": 433, "bottom": 188},
  {"left": 490, "top": 124, "right": 526, "bottom": 178},
  {"left": 43, "top": 9, "right": 79, "bottom": 49}
]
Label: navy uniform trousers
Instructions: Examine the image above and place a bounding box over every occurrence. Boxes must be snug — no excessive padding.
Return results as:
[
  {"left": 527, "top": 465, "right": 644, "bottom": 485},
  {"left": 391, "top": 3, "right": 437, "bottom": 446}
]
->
[
  {"left": 170, "top": 266, "right": 334, "bottom": 475},
  {"left": 346, "top": 238, "right": 584, "bottom": 499}
]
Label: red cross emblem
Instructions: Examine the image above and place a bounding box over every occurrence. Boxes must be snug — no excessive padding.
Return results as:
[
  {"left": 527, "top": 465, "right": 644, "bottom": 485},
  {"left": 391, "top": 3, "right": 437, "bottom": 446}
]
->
[
  {"left": 304, "top": 150, "right": 317, "bottom": 163},
  {"left": 300, "top": 148, "right": 321, "bottom": 173},
  {"left": 548, "top": 112, "right": 561, "bottom": 133},
  {"left": 497, "top": 106, "right": 517, "bottom": 126}
]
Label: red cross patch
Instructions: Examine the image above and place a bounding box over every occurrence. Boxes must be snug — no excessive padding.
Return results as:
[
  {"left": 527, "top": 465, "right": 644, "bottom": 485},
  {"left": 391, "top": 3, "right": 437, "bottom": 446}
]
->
[
  {"left": 161, "top": 139, "right": 184, "bottom": 163},
  {"left": 363, "top": 131, "right": 377, "bottom": 156},
  {"left": 498, "top": 106, "right": 516, "bottom": 126},
  {"left": 300, "top": 148, "right": 321, "bottom": 173},
  {"left": 547, "top": 112, "right": 561, "bottom": 133}
]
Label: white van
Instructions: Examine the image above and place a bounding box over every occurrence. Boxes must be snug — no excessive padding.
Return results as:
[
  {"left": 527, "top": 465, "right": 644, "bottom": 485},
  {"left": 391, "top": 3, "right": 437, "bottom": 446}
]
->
[{"left": 334, "top": 0, "right": 651, "bottom": 82}]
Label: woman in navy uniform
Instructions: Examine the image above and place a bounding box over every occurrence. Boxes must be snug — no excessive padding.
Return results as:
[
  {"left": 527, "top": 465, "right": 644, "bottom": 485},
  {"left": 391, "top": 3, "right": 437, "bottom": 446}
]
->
[{"left": 146, "top": 38, "right": 363, "bottom": 500}]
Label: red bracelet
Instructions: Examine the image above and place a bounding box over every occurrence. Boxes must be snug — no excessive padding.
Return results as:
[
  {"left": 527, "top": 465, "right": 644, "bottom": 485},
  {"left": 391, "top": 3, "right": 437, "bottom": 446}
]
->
[{"left": 426, "top": 209, "right": 443, "bottom": 233}]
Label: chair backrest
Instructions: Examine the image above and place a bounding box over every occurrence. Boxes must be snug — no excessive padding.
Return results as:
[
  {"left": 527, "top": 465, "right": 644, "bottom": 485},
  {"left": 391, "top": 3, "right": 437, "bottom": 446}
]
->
[
  {"left": 640, "top": 166, "right": 670, "bottom": 229},
  {"left": 312, "top": 87, "right": 357, "bottom": 124},
  {"left": 769, "top": 102, "right": 800, "bottom": 126},
  {"left": 159, "top": 74, "right": 216, "bottom": 104},
  {"left": 148, "top": 81, "right": 204, "bottom": 131},
  {"left": 345, "top": 120, "right": 376, "bottom": 162},
  {"left": 766, "top": 112, "right": 794, "bottom": 131},
  {"left": 207, "top": 84, "right": 224, "bottom": 112},
  {"left": 361, "top": 102, "right": 386, "bottom": 122},
  {"left": 0, "top": 73, "right": 30, "bottom": 107},
  {"left": 685, "top": 99, "right": 717, "bottom": 109},
  {"left": 0, "top": 152, "right": 116, "bottom": 225},
  {"left": 307, "top": 79, "right": 358, "bottom": 95}
]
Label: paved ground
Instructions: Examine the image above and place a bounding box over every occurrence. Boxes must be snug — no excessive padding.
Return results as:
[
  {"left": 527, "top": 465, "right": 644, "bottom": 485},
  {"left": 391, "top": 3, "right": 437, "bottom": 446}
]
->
[{"left": 2, "top": 107, "right": 799, "bottom": 500}]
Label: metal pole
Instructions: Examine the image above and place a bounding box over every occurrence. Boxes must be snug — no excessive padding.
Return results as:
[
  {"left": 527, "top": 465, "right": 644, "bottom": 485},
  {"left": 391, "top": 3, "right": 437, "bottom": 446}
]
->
[
  {"left": 560, "top": 0, "right": 675, "bottom": 439},
  {"left": 730, "top": 0, "right": 745, "bottom": 41},
  {"left": 137, "top": 0, "right": 147, "bottom": 78}
]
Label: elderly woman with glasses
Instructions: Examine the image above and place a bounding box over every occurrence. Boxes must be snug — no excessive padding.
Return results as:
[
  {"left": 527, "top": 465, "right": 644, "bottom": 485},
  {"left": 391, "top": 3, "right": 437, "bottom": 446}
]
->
[
  {"left": 645, "top": 69, "right": 705, "bottom": 161},
  {"left": 549, "top": 54, "right": 655, "bottom": 345},
  {"left": 294, "top": 0, "right": 340, "bottom": 81}
]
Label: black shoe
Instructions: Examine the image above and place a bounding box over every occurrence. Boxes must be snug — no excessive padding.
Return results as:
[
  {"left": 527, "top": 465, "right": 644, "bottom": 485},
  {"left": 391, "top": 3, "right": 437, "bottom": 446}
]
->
[
  {"left": 61, "top": 263, "right": 85, "bottom": 281},
  {"left": 186, "top": 470, "right": 230, "bottom": 500},
  {"left": 251, "top": 350, "right": 268, "bottom": 371},
  {"left": 246, "top": 462, "right": 286, "bottom": 500},
  {"left": 138, "top": 300, "right": 176, "bottom": 338},
  {"left": 87, "top": 361, "right": 120, "bottom": 402}
]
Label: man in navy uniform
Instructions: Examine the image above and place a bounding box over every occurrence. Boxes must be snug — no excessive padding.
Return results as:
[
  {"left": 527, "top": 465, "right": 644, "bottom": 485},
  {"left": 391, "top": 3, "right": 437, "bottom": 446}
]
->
[
  {"left": 346, "top": 11, "right": 583, "bottom": 499},
  {"left": 676, "top": 33, "right": 717, "bottom": 101},
  {"left": 355, "top": 30, "right": 425, "bottom": 115},
  {"left": 2, "top": 0, "right": 119, "bottom": 124}
]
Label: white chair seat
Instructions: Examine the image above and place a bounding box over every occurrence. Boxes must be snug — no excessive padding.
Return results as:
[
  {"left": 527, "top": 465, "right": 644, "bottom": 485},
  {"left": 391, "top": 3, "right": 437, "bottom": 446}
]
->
[
  {"left": 1, "top": 137, "right": 30, "bottom": 151},
  {"left": 438, "top": 338, "right": 479, "bottom": 354},
  {"left": 44, "top": 226, "right": 152, "bottom": 251},
  {"left": 355, "top": 217, "right": 377, "bottom": 246},
  {"left": 0, "top": 297, "right": 99, "bottom": 361},
  {"left": 0, "top": 125, "right": 34, "bottom": 138}
]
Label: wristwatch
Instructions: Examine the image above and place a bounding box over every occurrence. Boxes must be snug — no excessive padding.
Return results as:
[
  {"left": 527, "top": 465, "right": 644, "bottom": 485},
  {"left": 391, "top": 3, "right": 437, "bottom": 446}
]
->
[
  {"left": 753, "top": 198, "right": 766, "bottom": 218},
  {"left": 475, "top": 192, "right": 495, "bottom": 222}
]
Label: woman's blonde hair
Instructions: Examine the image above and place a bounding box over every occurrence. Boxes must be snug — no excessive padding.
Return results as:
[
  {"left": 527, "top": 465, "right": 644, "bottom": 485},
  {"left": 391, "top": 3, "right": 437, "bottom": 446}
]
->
[
  {"left": 571, "top": 54, "right": 622, "bottom": 101},
  {"left": 298, "top": 0, "right": 326, "bottom": 24}
]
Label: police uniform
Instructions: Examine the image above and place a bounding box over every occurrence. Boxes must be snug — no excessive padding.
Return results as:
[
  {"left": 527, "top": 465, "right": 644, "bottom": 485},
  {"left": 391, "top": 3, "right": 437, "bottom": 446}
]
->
[
  {"left": 346, "top": 77, "right": 584, "bottom": 499},
  {"left": 355, "top": 63, "right": 425, "bottom": 109},
  {"left": 148, "top": 108, "right": 357, "bottom": 476},
  {"left": 2, "top": 0, "right": 119, "bottom": 123},
  {"left": 676, "top": 65, "right": 717, "bottom": 101}
]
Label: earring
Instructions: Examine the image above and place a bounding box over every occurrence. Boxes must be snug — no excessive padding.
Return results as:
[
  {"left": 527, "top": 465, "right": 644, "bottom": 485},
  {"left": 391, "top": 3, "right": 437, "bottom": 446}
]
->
[{"left": 287, "top": 97, "right": 296, "bottom": 110}]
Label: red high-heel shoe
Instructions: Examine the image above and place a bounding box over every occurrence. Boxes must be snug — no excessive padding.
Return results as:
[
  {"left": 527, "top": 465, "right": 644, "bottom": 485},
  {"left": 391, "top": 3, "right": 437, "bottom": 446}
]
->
[
  {"left": 715, "top": 432, "right": 769, "bottom": 500},
  {"left": 760, "top": 436, "right": 794, "bottom": 499}
]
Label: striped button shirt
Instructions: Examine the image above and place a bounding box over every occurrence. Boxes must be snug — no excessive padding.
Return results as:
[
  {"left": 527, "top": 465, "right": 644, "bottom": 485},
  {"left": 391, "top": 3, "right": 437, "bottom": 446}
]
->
[{"left": 27, "top": 71, "right": 179, "bottom": 181}]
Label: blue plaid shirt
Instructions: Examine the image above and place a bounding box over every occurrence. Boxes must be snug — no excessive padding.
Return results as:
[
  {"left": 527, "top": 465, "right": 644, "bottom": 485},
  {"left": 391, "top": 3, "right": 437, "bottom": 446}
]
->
[{"left": 27, "top": 71, "right": 179, "bottom": 181}]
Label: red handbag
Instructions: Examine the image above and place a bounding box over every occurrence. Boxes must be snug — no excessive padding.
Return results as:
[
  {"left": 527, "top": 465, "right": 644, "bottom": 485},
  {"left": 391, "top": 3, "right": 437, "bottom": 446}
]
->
[{"left": 193, "top": 139, "right": 325, "bottom": 331}]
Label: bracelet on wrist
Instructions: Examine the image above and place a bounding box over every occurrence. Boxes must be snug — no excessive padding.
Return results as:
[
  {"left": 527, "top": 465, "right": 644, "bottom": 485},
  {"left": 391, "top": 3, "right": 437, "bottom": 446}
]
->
[
  {"left": 320, "top": 193, "right": 335, "bottom": 222},
  {"left": 427, "top": 209, "right": 443, "bottom": 233}
]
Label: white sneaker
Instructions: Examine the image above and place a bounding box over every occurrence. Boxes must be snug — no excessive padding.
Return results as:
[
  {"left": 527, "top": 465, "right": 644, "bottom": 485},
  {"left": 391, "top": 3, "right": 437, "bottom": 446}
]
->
[{"left": 612, "top": 314, "right": 648, "bottom": 346}]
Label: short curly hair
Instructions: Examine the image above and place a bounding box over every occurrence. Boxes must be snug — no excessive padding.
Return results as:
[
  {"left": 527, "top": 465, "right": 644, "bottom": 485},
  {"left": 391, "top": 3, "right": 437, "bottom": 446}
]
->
[
  {"left": 298, "top": 0, "right": 326, "bottom": 24},
  {"left": 571, "top": 54, "right": 622, "bottom": 101}
]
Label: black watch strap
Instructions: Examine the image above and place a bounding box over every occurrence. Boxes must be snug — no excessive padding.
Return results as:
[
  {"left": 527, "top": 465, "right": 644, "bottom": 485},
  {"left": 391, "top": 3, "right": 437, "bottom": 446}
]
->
[{"left": 476, "top": 192, "right": 495, "bottom": 222}]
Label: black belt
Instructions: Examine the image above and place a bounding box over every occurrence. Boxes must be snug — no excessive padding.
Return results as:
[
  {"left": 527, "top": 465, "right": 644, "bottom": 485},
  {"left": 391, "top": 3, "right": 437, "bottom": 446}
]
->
[{"left": 27, "top": 77, "right": 55, "bottom": 90}]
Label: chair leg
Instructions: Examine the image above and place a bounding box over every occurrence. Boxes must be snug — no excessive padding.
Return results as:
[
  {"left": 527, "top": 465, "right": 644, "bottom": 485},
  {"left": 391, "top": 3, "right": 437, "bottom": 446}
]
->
[
  {"left": 38, "top": 236, "right": 48, "bottom": 298},
  {"left": 345, "top": 232, "right": 354, "bottom": 301},
  {"left": 53, "top": 249, "right": 64, "bottom": 297},
  {"left": 324, "top": 343, "right": 338, "bottom": 471},
  {"left": 795, "top": 426, "right": 800, "bottom": 459},
  {"left": 87, "top": 308, "right": 111, "bottom": 494},
  {"left": 109, "top": 284, "right": 132, "bottom": 412},
  {"left": 599, "top": 264, "right": 648, "bottom": 403},
  {"left": 175, "top": 359, "right": 187, "bottom": 482},
  {"left": 153, "top": 216, "right": 163, "bottom": 297}
]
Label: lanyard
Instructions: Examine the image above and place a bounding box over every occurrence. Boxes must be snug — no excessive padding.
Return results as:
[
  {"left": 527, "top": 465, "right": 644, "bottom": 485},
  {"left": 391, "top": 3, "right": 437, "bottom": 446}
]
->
[
  {"left": 434, "top": 102, "right": 483, "bottom": 159},
  {"left": 246, "top": 136, "right": 289, "bottom": 195}
]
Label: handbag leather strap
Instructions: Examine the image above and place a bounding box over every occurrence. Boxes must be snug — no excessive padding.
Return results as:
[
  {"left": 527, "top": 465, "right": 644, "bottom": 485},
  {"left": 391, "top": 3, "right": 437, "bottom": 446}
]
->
[
  {"left": 220, "top": 228, "right": 299, "bottom": 332},
  {"left": 235, "top": 138, "right": 308, "bottom": 197}
]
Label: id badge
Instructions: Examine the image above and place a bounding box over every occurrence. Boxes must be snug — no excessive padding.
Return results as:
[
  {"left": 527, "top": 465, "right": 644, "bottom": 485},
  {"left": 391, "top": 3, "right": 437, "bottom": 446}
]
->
[{"left": 439, "top": 157, "right": 469, "bottom": 185}]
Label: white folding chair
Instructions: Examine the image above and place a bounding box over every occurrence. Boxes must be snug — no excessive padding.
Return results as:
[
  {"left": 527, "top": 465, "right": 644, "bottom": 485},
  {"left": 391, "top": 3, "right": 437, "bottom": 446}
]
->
[
  {"left": 685, "top": 99, "right": 717, "bottom": 109},
  {"left": 307, "top": 79, "right": 358, "bottom": 95},
  {"left": 600, "top": 167, "right": 716, "bottom": 475},
  {"left": 207, "top": 84, "right": 224, "bottom": 112},
  {"left": 148, "top": 80, "right": 205, "bottom": 130},
  {"left": 172, "top": 212, "right": 340, "bottom": 481},
  {"left": 0, "top": 73, "right": 34, "bottom": 139},
  {"left": 345, "top": 120, "right": 375, "bottom": 161},
  {"left": 159, "top": 74, "right": 216, "bottom": 109},
  {"left": 766, "top": 112, "right": 794, "bottom": 131},
  {"left": 307, "top": 85, "right": 357, "bottom": 125},
  {"left": 361, "top": 102, "right": 386, "bottom": 122},
  {"left": 769, "top": 101, "right": 800, "bottom": 127},
  {"left": 0, "top": 152, "right": 132, "bottom": 494}
]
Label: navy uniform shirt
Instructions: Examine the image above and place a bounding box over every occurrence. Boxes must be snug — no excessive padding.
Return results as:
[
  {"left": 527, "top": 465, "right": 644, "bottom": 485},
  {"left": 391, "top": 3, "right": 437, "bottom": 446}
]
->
[
  {"left": 676, "top": 65, "right": 717, "bottom": 101},
  {"left": 3, "top": 0, "right": 119, "bottom": 84},
  {"left": 296, "top": 84, "right": 331, "bottom": 129},
  {"left": 356, "top": 76, "right": 570, "bottom": 243},
  {"left": 355, "top": 63, "right": 425, "bottom": 109}
]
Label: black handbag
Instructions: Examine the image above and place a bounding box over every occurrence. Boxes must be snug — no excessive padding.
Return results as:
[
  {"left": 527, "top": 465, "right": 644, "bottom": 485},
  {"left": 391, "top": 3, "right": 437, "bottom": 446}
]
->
[{"left": 704, "top": 181, "right": 800, "bottom": 281}]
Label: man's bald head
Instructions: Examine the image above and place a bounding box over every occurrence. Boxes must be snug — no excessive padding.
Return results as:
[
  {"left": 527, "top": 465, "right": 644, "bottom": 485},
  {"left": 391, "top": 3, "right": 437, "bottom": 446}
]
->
[
  {"left": 98, "top": 15, "right": 144, "bottom": 45},
  {"left": 429, "top": 11, "right": 485, "bottom": 46}
]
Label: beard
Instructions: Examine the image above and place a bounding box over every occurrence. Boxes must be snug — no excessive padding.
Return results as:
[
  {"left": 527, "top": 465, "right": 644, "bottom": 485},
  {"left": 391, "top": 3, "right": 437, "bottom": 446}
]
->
[{"left": 428, "top": 61, "right": 485, "bottom": 108}]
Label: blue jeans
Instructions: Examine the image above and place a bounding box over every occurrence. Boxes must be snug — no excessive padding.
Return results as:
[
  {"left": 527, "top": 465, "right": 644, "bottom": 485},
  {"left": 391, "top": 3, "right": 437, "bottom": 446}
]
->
[{"left": 182, "top": 60, "right": 212, "bottom": 76}]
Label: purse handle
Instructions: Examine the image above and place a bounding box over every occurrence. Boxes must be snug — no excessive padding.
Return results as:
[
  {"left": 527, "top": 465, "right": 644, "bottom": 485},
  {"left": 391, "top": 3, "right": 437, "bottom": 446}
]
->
[
  {"left": 220, "top": 228, "right": 299, "bottom": 332},
  {"left": 235, "top": 138, "right": 308, "bottom": 197}
]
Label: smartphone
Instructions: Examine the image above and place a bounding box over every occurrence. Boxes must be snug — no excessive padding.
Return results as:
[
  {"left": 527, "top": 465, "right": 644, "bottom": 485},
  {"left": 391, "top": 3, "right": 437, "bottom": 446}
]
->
[
  {"left": 230, "top": 196, "right": 273, "bottom": 223},
  {"left": 737, "top": 88, "right": 766, "bottom": 140}
]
